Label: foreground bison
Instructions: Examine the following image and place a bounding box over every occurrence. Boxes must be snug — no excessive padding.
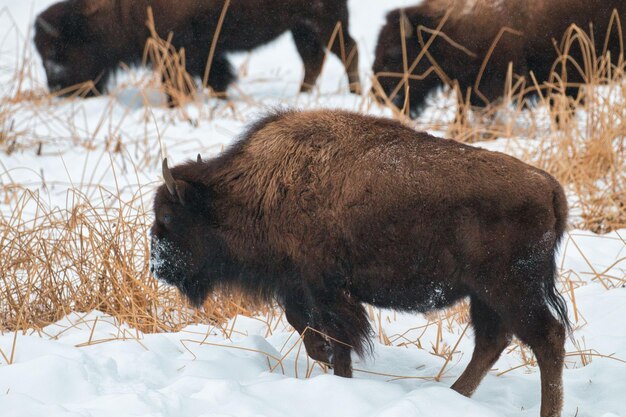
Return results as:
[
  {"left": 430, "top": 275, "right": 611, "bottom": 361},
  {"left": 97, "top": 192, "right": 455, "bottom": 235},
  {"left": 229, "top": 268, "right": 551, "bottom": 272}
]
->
[
  {"left": 372, "top": 0, "right": 626, "bottom": 114},
  {"left": 34, "top": 0, "right": 360, "bottom": 100},
  {"left": 150, "top": 110, "right": 569, "bottom": 417}
]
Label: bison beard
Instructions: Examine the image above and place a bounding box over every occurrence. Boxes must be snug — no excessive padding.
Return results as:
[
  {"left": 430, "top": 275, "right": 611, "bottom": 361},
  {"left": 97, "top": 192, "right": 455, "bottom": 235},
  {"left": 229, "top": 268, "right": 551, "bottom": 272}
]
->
[
  {"left": 33, "top": 0, "right": 361, "bottom": 103},
  {"left": 372, "top": 0, "right": 626, "bottom": 116},
  {"left": 151, "top": 109, "right": 570, "bottom": 417}
]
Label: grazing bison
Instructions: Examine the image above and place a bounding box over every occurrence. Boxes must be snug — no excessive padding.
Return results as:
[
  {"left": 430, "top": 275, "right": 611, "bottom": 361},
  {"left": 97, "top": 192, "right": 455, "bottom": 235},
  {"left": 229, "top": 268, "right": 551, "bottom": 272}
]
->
[
  {"left": 151, "top": 109, "right": 569, "bottom": 417},
  {"left": 372, "top": 0, "right": 626, "bottom": 115},
  {"left": 34, "top": 0, "right": 361, "bottom": 101}
]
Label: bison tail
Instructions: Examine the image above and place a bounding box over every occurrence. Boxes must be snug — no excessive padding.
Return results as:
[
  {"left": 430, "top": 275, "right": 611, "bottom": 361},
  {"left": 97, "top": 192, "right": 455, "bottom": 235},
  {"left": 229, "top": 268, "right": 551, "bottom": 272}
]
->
[
  {"left": 545, "top": 255, "right": 571, "bottom": 335},
  {"left": 552, "top": 178, "right": 569, "bottom": 245},
  {"left": 545, "top": 181, "right": 571, "bottom": 334}
]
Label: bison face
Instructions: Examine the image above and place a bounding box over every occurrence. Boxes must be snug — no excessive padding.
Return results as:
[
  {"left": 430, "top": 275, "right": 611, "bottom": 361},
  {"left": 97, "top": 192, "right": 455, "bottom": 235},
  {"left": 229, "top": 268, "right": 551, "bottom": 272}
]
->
[
  {"left": 371, "top": 42, "right": 413, "bottom": 109},
  {"left": 34, "top": 1, "right": 118, "bottom": 96},
  {"left": 150, "top": 160, "right": 221, "bottom": 307},
  {"left": 371, "top": 10, "right": 439, "bottom": 116}
]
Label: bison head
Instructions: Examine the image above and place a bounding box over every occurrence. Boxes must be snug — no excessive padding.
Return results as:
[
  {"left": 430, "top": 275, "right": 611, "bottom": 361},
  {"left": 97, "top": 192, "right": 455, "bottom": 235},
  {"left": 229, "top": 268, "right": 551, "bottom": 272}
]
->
[
  {"left": 150, "top": 158, "right": 225, "bottom": 307},
  {"left": 371, "top": 9, "right": 440, "bottom": 116},
  {"left": 34, "top": 0, "right": 124, "bottom": 96}
]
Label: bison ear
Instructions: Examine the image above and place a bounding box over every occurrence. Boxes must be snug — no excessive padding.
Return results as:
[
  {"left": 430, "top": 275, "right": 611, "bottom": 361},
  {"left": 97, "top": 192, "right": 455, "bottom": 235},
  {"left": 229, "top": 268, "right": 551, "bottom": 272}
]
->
[
  {"left": 81, "top": 0, "right": 113, "bottom": 17},
  {"left": 400, "top": 11, "right": 413, "bottom": 39}
]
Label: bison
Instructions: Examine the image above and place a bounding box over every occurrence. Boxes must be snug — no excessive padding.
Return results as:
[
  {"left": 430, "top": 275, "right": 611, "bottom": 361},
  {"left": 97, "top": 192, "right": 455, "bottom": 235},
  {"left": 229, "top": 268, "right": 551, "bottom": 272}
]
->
[
  {"left": 150, "top": 109, "right": 570, "bottom": 417},
  {"left": 372, "top": 0, "right": 626, "bottom": 115},
  {"left": 34, "top": 0, "right": 361, "bottom": 102}
]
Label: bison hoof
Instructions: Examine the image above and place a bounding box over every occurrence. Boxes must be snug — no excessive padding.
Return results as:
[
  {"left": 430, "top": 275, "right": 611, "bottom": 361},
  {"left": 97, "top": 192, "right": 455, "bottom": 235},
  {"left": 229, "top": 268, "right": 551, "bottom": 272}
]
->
[
  {"left": 349, "top": 82, "right": 362, "bottom": 95},
  {"left": 299, "top": 83, "right": 314, "bottom": 94},
  {"left": 332, "top": 363, "right": 352, "bottom": 378}
]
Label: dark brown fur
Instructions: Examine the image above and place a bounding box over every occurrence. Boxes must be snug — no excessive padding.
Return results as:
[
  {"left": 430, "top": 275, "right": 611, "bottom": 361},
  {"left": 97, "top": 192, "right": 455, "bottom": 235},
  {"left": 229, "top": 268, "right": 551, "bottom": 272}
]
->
[
  {"left": 372, "top": 0, "right": 626, "bottom": 115},
  {"left": 34, "top": 0, "right": 360, "bottom": 101},
  {"left": 150, "top": 109, "right": 569, "bottom": 417}
]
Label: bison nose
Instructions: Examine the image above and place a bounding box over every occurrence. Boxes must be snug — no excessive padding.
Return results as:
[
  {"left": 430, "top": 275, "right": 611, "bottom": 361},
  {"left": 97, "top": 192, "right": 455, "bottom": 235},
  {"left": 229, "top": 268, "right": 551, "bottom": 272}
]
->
[{"left": 43, "top": 60, "right": 68, "bottom": 83}]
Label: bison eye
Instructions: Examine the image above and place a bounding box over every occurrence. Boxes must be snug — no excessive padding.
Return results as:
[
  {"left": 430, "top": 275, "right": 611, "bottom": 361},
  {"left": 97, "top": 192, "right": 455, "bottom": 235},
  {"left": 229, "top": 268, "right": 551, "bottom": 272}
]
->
[{"left": 163, "top": 214, "right": 173, "bottom": 225}]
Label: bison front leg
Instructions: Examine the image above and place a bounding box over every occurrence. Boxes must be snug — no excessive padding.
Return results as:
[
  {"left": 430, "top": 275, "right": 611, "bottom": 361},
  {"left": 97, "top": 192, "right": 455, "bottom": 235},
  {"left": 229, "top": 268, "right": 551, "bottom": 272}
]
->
[
  {"left": 310, "top": 288, "right": 372, "bottom": 378},
  {"left": 202, "top": 55, "right": 235, "bottom": 98},
  {"left": 284, "top": 296, "right": 332, "bottom": 364},
  {"left": 187, "top": 49, "right": 235, "bottom": 100}
]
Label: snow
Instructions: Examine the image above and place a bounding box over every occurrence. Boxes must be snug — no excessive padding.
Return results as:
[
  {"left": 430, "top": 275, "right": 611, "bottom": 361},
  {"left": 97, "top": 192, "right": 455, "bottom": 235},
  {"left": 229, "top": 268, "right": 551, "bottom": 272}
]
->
[{"left": 1, "top": 0, "right": 625, "bottom": 416}]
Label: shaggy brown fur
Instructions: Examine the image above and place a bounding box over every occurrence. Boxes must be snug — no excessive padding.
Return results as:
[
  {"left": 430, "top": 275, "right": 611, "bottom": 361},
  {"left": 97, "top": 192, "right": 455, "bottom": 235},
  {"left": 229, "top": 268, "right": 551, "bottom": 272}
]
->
[
  {"left": 151, "top": 109, "right": 569, "bottom": 417},
  {"left": 34, "top": 0, "right": 360, "bottom": 102},
  {"left": 372, "top": 0, "right": 626, "bottom": 115}
]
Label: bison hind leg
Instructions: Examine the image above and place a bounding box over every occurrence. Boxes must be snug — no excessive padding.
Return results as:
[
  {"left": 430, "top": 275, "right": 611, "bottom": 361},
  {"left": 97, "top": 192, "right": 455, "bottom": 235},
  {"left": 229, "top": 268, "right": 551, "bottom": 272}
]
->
[
  {"left": 491, "top": 253, "right": 567, "bottom": 417},
  {"left": 507, "top": 304, "right": 566, "bottom": 417},
  {"left": 451, "top": 295, "right": 511, "bottom": 397}
]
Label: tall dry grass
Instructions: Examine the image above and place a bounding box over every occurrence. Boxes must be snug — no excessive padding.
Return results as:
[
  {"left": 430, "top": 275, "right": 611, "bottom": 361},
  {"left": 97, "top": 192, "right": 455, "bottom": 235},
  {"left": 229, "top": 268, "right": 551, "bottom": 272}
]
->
[{"left": 142, "top": 7, "right": 196, "bottom": 109}]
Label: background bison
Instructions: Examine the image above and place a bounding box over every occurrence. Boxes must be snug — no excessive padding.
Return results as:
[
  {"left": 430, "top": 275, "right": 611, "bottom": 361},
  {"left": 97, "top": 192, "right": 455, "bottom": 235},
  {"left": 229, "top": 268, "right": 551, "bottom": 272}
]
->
[
  {"left": 151, "top": 109, "right": 569, "bottom": 417},
  {"left": 372, "top": 0, "right": 626, "bottom": 115},
  {"left": 34, "top": 0, "right": 360, "bottom": 101}
]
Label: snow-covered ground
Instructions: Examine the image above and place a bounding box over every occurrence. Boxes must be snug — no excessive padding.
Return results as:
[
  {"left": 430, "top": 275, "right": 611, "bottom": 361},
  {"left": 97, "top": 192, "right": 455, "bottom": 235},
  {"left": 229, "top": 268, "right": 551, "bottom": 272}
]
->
[{"left": 1, "top": 0, "right": 625, "bottom": 416}]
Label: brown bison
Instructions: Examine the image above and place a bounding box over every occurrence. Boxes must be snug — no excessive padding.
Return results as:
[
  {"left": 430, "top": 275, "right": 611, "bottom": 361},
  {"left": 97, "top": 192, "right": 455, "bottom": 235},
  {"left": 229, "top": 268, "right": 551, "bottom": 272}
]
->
[
  {"left": 34, "top": 0, "right": 360, "bottom": 101},
  {"left": 150, "top": 109, "right": 570, "bottom": 417},
  {"left": 372, "top": 0, "right": 626, "bottom": 115}
]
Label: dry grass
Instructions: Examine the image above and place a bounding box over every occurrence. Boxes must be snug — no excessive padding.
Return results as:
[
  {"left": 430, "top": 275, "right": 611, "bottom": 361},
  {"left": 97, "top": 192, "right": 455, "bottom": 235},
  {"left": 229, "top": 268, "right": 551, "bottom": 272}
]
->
[{"left": 142, "top": 7, "right": 196, "bottom": 109}]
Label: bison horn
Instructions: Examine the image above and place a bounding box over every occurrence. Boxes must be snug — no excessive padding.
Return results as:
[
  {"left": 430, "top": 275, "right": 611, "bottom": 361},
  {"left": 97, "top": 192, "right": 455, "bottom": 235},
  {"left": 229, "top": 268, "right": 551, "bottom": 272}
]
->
[
  {"left": 197, "top": 154, "right": 202, "bottom": 163},
  {"left": 162, "top": 158, "right": 177, "bottom": 196},
  {"left": 37, "top": 17, "right": 60, "bottom": 38},
  {"left": 400, "top": 11, "right": 413, "bottom": 39},
  {"left": 82, "top": 0, "right": 112, "bottom": 17}
]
